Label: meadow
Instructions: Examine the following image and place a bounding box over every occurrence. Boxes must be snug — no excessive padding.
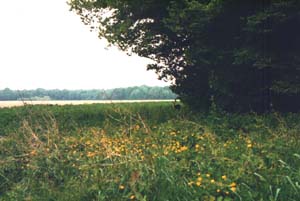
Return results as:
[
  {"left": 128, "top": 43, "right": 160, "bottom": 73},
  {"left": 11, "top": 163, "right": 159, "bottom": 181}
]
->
[{"left": 0, "top": 102, "right": 300, "bottom": 200}]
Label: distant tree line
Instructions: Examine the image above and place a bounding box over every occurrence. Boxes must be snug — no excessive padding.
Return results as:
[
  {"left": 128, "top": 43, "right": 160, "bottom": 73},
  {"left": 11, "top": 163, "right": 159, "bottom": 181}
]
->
[{"left": 0, "top": 86, "right": 176, "bottom": 101}]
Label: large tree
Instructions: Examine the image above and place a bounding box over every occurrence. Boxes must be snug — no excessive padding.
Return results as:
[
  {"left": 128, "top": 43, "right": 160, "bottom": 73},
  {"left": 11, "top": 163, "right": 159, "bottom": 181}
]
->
[{"left": 69, "top": 0, "right": 300, "bottom": 112}]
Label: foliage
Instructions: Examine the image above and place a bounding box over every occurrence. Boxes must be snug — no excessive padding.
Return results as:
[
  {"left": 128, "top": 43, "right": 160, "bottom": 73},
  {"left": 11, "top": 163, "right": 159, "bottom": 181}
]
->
[
  {"left": 0, "top": 86, "right": 176, "bottom": 101},
  {"left": 69, "top": 0, "right": 300, "bottom": 112},
  {"left": 1, "top": 103, "right": 300, "bottom": 200}
]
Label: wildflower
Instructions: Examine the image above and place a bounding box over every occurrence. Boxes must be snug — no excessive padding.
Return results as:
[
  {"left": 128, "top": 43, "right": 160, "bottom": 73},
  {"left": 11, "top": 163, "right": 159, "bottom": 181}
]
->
[
  {"left": 195, "top": 144, "right": 200, "bottom": 149},
  {"left": 196, "top": 181, "right": 201, "bottom": 186},
  {"left": 217, "top": 189, "right": 221, "bottom": 193},
  {"left": 197, "top": 172, "right": 201, "bottom": 176},
  {"left": 197, "top": 177, "right": 202, "bottom": 182},
  {"left": 30, "top": 150, "right": 37, "bottom": 156},
  {"left": 188, "top": 181, "right": 194, "bottom": 186},
  {"left": 87, "top": 152, "right": 96, "bottom": 157},
  {"left": 180, "top": 146, "right": 188, "bottom": 152},
  {"left": 197, "top": 135, "right": 203, "bottom": 140},
  {"left": 130, "top": 195, "right": 135, "bottom": 200},
  {"left": 119, "top": 185, "right": 125, "bottom": 190},
  {"left": 230, "top": 182, "right": 237, "bottom": 187},
  {"left": 210, "top": 179, "right": 215, "bottom": 183},
  {"left": 206, "top": 174, "right": 210, "bottom": 178},
  {"left": 221, "top": 175, "right": 227, "bottom": 180},
  {"left": 247, "top": 143, "right": 252, "bottom": 148},
  {"left": 230, "top": 186, "right": 237, "bottom": 192},
  {"left": 170, "top": 131, "right": 176, "bottom": 135}
]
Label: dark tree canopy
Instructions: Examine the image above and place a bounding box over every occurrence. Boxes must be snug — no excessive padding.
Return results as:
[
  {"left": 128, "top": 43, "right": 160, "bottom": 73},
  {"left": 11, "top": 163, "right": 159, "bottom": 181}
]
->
[{"left": 69, "top": 0, "right": 300, "bottom": 112}]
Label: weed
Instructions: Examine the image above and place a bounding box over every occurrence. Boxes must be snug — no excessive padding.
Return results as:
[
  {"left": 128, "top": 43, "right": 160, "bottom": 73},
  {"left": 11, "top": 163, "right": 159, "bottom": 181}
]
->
[{"left": 0, "top": 103, "right": 299, "bottom": 200}]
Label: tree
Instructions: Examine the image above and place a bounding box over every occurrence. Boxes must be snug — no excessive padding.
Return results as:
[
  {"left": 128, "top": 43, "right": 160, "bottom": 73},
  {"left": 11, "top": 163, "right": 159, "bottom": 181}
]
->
[
  {"left": 69, "top": 0, "right": 300, "bottom": 112},
  {"left": 0, "top": 88, "right": 17, "bottom": 100}
]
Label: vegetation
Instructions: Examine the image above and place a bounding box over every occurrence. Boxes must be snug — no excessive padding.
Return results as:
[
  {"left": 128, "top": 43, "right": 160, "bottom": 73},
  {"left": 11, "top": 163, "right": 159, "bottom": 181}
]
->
[
  {"left": 1, "top": 103, "right": 300, "bottom": 200},
  {"left": 69, "top": 0, "right": 300, "bottom": 112},
  {"left": 0, "top": 86, "right": 176, "bottom": 101},
  {"left": 1, "top": 2, "right": 300, "bottom": 200}
]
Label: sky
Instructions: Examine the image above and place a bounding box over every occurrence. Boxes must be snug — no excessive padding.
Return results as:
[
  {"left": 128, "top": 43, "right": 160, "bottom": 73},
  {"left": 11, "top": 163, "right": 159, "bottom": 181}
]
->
[{"left": 0, "top": 0, "right": 168, "bottom": 90}]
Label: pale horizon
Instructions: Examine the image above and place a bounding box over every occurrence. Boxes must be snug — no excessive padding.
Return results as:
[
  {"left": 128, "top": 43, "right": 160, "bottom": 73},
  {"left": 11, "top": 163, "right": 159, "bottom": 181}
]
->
[{"left": 0, "top": 0, "right": 168, "bottom": 90}]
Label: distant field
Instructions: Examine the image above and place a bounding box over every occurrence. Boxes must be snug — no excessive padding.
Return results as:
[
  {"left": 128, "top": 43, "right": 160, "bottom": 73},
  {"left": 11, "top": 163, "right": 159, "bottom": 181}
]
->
[{"left": 0, "top": 99, "right": 174, "bottom": 108}]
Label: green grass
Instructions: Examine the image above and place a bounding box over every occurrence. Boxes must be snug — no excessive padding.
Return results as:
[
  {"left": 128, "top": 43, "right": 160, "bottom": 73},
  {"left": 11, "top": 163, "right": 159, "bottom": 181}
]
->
[{"left": 0, "top": 103, "right": 300, "bottom": 200}]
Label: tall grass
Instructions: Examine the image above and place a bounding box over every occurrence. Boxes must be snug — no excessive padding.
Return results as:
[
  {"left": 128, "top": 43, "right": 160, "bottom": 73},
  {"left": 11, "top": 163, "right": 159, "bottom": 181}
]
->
[{"left": 0, "top": 103, "right": 299, "bottom": 200}]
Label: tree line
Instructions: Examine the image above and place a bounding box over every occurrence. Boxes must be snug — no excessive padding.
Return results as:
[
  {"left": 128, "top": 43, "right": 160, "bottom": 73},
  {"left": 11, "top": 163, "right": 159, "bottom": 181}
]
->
[{"left": 0, "top": 86, "right": 176, "bottom": 101}]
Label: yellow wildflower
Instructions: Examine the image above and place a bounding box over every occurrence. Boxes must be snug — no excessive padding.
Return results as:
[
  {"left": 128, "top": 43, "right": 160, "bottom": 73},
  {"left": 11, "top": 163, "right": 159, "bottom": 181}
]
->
[
  {"left": 135, "top": 125, "right": 140, "bottom": 130},
  {"left": 230, "top": 186, "right": 237, "bottom": 192},
  {"left": 30, "top": 150, "right": 37, "bottom": 156},
  {"left": 87, "top": 152, "right": 96, "bottom": 157},
  {"left": 119, "top": 185, "right": 125, "bottom": 190},
  {"left": 196, "top": 181, "right": 201, "bottom": 186},
  {"left": 210, "top": 179, "right": 215, "bottom": 183},
  {"left": 130, "top": 195, "right": 135, "bottom": 200},
  {"left": 230, "top": 182, "right": 237, "bottom": 187},
  {"left": 170, "top": 131, "right": 176, "bottom": 135},
  {"left": 188, "top": 181, "right": 194, "bottom": 186},
  {"left": 180, "top": 146, "right": 188, "bottom": 152},
  {"left": 206, "top": 174, "right": 210, "bottom": 178},
  {"left": 221, "top": 175, "right": 227, "bottom": 180}
]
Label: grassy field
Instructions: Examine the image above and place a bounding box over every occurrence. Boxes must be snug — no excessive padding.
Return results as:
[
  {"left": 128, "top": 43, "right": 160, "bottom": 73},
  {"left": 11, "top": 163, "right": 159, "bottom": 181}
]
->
[
  {"left": 0, "top": 103, "right": 300, "bottom": 200},
  {"left": 0, "top": 100, "right": 173, "bottom": 108}
]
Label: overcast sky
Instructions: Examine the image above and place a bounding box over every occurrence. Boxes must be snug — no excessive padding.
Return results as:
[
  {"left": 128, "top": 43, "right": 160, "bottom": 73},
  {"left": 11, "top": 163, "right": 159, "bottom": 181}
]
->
[{"left": 0, "top": 0, "right": 168, "bottom": 90}]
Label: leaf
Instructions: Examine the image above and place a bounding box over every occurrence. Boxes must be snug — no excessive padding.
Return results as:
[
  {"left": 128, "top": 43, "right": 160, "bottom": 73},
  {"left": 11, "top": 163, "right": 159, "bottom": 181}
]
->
[
  {"left": 286, "top": 176, "right": 299, "bottom": 193},
  {"left": 254, "top": 172, "right": 267, "bottom": 182},
  {"left": 274, "top": 188, "right": 281, "bottom": 201},
  {"left": 293, "top": 153, "right": 300, "bottom": 159}
]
